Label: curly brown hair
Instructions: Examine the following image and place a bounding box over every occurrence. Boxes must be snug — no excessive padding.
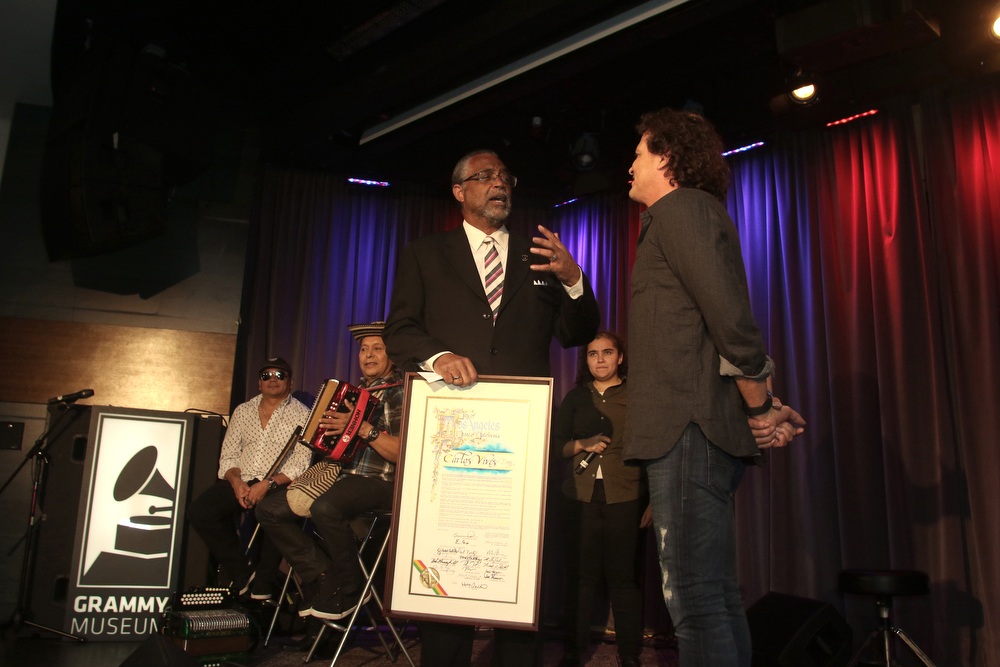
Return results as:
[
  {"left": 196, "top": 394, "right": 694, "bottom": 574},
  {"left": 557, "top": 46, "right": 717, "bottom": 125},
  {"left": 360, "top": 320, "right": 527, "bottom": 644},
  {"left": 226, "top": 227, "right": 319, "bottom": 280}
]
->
[
  {"left": 575, "top": 331, "right": 628, "bottom": 386},
  {"left": 636, "top": 108, "right": 730, "bottom": 202}
]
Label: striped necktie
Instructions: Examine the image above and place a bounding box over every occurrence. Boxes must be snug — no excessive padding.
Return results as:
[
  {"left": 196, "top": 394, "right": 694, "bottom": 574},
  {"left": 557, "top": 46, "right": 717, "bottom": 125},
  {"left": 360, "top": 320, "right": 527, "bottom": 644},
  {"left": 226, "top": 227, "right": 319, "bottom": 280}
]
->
[{"left": 483, "top": 235, "right": 503, "bottom": 322}]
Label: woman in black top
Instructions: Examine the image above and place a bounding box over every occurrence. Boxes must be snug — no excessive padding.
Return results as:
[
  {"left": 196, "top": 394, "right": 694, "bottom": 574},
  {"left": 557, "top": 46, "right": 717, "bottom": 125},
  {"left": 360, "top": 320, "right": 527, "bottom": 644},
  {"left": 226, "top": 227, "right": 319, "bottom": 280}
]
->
[{"left": 553, "top": 331, "right": 650, "bottom": 667}]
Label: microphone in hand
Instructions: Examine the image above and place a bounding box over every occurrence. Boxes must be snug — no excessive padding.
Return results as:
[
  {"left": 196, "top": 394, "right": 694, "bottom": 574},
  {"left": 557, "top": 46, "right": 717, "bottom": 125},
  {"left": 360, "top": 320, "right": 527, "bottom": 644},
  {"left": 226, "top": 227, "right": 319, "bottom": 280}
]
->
[
  {"left": 574, "top": 434, "right": 610, "bottom": 475},
  {"left": 574, "top": 450, "right": 598, "bottom": 475}
]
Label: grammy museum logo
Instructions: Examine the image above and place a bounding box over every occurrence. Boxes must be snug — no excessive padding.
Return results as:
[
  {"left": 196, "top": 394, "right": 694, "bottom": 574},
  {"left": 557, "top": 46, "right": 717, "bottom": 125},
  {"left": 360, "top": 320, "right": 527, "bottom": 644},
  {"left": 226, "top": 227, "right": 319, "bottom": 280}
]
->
[{"left": 66, "top": 409, "right": 192, "bottom": 639}]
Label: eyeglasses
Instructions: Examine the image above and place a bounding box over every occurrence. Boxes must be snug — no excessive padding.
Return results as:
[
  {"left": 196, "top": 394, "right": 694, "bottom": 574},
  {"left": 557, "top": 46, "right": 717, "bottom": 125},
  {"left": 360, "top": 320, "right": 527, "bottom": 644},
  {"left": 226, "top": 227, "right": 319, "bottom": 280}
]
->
[
  {"left": 260, "top": 370, "right": 287, "bottom": 381},
  {"left": 462, "top": 170, "right": 517, "bottom": 187}
]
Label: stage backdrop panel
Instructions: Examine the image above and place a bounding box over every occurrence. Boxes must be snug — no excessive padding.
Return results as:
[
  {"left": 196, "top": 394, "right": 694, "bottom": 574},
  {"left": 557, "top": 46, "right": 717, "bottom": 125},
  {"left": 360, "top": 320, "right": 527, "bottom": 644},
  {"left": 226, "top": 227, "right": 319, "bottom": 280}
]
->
[
  {"left": 0, "top": 317, "right": 236, "bottom": 415},
  {"left": 63, "top": 406, "right": 195, "bottom": 640}
]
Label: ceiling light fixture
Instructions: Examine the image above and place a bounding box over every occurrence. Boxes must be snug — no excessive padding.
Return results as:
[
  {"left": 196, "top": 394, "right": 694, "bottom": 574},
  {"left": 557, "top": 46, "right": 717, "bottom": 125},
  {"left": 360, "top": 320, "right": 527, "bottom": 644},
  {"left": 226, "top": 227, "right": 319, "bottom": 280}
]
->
[
  {"left": 790, "top": 83, "right": 816, "bottom": 103},
  {"left": 788, "top": 72, "right": 818, "bottom": 105},
  {"left": 571, "top": 134, "right": 599, "bottom": 171}
]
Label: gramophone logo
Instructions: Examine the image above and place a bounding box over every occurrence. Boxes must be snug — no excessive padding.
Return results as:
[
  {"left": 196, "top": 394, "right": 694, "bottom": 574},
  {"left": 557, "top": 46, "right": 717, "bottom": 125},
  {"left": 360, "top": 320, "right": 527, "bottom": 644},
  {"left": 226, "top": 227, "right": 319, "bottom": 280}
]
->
[{"left": 77, "top": 415, "right": 185, "bottom": 588}]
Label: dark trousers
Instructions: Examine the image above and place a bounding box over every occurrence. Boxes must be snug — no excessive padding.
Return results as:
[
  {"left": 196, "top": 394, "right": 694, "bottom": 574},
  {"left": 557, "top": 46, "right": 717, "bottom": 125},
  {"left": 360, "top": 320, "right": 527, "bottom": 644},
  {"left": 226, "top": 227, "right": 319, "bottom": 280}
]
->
[
  {"left": 564, "top": 481, "right": 644, "bottom": 660},
  {"left": 255, "top": 474, "right": 393, "bottom": 592},
  {"left": 186, "top": 478, "right": 282, "bottom": 583},
  {"left": 419, "top": 622, "right": 540, "bottom": 667}
]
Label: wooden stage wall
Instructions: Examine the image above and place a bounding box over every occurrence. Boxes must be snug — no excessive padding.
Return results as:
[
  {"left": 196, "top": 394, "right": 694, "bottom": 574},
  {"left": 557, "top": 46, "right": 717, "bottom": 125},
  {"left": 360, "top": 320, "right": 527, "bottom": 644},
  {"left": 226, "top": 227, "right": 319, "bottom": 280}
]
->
[{"left": 0, "top": 318, "right": 236, "bottom": 415}]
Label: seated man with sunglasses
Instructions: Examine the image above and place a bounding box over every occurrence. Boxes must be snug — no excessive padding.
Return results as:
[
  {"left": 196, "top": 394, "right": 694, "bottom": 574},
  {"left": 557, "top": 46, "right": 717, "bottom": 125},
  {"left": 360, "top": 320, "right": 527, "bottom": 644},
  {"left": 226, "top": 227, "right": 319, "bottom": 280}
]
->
[{"left": 187, "top": 357, "right": 312, "bottom": 600}]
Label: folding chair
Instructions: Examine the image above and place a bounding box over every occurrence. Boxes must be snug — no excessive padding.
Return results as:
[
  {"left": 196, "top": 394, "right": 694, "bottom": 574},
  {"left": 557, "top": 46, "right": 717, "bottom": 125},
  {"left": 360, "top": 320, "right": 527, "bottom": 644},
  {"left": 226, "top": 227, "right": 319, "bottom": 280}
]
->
[{"left": 304, "top": 510, "right": 415, "bottom": 666}]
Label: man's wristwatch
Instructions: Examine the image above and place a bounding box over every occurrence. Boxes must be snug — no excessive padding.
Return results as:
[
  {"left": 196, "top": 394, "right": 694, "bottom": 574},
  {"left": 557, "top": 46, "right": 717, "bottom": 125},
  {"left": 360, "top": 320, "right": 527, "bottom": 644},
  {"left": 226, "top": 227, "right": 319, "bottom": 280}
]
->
[
  {"left": 743, "top": 391, "right": 773, "bottom": 416},
  {"left": 266, "top": 477, "right": 278, "bottom": 491},
  {"left": 364, "top": 427, "right": 381, "bottom": 443}
]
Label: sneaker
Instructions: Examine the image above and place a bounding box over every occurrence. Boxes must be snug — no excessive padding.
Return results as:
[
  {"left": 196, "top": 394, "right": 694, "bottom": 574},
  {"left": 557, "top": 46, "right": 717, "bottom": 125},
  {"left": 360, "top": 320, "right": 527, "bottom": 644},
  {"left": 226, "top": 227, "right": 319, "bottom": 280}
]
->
[
  {"left": 310, "top": 588, "right": 372, "bottom": 621},
  {"left": 232, "top": 570, "right": 254, "bottom": 596},
  {"left": 299, "top": 568, "right": 342, "bottom": 617},
  {"left": 218, "top": 561, "right": 255, "bottom": 596},
  {"left": 296, "top": 579, "right": 322, "bottom": 617},
  {"left": 250, "top": 578, "right": 274, "bottom": 601}
]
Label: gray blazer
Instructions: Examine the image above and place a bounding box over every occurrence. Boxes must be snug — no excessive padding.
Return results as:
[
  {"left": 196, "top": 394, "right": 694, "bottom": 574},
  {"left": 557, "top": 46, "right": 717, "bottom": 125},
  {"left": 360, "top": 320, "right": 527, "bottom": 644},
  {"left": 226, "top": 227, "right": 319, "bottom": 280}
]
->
[{"left": 623, "top": 188, "right": 769, "bottom": 460}]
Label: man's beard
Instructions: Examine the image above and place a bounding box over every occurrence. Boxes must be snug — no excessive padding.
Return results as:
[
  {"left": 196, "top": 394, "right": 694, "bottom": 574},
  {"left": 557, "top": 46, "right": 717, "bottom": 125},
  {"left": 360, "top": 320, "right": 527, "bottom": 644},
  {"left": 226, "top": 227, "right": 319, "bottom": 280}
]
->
[{"left": 478, "top": 196, "right": 511, "bottom": 223}]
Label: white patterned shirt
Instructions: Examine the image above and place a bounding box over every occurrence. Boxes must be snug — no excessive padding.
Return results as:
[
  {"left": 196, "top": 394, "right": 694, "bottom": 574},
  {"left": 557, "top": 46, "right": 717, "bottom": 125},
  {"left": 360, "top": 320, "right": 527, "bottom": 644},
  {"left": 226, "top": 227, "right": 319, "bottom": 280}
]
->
[{"left": 218, "top": 393, "right": 312, "bottom": 482}]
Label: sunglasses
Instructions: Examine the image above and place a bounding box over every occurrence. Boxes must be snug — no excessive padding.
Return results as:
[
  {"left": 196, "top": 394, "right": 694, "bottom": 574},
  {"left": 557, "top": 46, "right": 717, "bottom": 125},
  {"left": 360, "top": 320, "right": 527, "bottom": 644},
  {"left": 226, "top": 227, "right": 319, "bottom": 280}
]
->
[{"left": 260, "top": 370, "right": 287, "bottom": 381}]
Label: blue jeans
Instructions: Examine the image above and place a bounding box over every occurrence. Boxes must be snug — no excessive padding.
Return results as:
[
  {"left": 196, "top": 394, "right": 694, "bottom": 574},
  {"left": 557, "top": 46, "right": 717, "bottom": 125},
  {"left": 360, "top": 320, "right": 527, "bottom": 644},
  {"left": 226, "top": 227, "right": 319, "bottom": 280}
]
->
[{"left": 645, "top": 422, "right": 750, "bottom": 667}]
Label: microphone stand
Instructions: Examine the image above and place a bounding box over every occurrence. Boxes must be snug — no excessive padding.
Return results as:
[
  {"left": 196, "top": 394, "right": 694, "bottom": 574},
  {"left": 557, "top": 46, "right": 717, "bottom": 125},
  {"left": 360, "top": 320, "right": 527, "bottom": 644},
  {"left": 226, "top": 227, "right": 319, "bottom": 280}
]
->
[{"left": 0, "top": 402, "right": 87, "bottom": 640}]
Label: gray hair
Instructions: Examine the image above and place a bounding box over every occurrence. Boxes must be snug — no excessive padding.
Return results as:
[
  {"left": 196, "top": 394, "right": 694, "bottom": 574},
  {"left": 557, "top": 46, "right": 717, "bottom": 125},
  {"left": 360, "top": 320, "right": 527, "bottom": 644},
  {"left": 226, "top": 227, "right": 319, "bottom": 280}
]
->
[{"left": 451, "top": 149, "right": 501, "bottom": 186}]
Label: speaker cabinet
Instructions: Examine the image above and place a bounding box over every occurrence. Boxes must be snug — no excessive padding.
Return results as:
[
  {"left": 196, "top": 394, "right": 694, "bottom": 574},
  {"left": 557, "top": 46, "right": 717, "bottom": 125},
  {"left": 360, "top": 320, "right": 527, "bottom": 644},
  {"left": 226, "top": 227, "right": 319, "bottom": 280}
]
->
[
  {"left": 747, "top": 592, "right": 853, "bottom": 667},
  {"left": 181, "top": 414, "right": 225, "bottom": 589},
  {"left": 28, "top": 404, "right": 92, "bottom": 631},
  {"left": 41, "top": 121, "right": 167, "bottom": 261},
  {"left": 26, "top": 407, "right": 224, "bottom": 629}
]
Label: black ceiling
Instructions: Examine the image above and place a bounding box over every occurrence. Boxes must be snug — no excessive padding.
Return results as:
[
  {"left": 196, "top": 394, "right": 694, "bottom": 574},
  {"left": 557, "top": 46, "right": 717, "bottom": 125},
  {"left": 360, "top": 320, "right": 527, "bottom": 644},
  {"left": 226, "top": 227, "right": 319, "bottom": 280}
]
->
[{"left": 49, "top": 0, "right": 1000, "bottom": 201}]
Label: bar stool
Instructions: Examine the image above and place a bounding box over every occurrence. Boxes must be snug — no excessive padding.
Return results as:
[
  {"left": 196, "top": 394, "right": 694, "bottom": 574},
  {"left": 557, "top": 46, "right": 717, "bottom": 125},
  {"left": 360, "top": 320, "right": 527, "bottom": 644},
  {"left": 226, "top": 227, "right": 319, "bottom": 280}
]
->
[
  {"left": 263, "top": 564, "right": 305, "bottom": 646},
  {"left": 839, "top": 569, "right": 937, "bottom": 667},
  {"left": 305, "top": 510, "right": 415, "bottom": 666}
]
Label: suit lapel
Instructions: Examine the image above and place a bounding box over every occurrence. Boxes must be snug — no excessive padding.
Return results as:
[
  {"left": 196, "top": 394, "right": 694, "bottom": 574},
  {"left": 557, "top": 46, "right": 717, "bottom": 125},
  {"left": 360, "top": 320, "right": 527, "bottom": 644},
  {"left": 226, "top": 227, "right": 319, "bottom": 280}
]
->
[
  {"left": 443, "top": 226, "right": 488, "bottom": 303},
  {"left": 498, "top": 233, "right": 530, "bottom": 314}
]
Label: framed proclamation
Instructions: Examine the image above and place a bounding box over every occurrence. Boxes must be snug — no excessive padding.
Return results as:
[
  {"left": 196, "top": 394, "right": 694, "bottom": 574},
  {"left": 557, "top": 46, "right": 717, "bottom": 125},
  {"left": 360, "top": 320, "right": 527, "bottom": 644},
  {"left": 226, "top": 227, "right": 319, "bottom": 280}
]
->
[{"left": 384, "top": 373, "right": 553, "bottom": 630}]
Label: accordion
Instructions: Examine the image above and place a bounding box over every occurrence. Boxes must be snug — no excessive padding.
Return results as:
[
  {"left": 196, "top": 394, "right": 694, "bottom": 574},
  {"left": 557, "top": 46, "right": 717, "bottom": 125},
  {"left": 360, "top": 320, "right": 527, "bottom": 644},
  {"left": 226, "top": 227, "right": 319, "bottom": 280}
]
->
[
  {"left": 163, "top": 587, "right": 251, "bottom": 663},
  {"left": 300, "top": 379, "right": 381, "bottom": 462}
]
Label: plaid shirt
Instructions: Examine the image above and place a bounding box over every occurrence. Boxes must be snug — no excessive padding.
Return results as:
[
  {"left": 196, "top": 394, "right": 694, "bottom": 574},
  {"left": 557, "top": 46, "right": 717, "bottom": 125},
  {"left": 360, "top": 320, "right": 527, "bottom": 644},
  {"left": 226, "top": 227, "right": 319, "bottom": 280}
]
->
[
  {"left": 218, "top": 393, "right": 312, "bottom": 482},
  {"left": 340, "top": 368, "right": 404, "bottom": 482}
]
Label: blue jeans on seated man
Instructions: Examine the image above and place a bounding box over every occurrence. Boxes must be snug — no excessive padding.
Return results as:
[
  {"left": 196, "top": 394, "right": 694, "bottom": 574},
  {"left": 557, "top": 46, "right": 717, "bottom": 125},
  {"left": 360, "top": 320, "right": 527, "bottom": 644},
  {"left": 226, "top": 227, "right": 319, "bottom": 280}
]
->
[{"left": 645, "top": 422, "right": 750, "bottom": 667}]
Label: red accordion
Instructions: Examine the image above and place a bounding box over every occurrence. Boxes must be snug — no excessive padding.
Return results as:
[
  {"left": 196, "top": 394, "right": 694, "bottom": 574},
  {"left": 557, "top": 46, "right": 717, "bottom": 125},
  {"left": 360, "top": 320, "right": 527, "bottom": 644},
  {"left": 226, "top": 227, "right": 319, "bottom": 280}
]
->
[{"left": 299, "top": 379, "right": 381, "bottom": 462}]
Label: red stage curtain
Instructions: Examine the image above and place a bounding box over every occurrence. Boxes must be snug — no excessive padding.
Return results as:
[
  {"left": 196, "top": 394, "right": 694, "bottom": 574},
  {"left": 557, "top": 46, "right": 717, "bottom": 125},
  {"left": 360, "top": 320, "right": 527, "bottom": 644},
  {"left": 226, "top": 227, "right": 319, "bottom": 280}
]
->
[{"left": 922, "top": 82, "right": 1000, "bottom": 667}]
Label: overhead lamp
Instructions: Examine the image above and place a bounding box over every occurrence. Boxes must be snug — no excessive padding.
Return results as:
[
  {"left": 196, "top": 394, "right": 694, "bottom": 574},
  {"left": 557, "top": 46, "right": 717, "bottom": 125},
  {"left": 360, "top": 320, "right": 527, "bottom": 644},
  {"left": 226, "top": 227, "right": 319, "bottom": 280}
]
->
[
  {"left": 571, "top": 133, "right": 599, "bottom": 171},
  {"left": 790, "top": 83, "right": 816, "bottom": 103},
  {"left": 788, "top": 73, "right": 818, "bottom": 105}
]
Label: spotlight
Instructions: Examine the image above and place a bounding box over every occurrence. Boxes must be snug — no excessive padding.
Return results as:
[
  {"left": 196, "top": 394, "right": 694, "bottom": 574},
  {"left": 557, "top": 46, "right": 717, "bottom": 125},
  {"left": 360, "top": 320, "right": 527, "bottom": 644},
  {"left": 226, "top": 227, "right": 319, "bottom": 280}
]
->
[
  {"left": 788, "top": 73, "right": 818, "bottom": 105},
  {"left": 992, "top": 13, "right": 1000, "bottom": 41},
  {"left": 571, "top": 133, "right": 599, "bottom": 171},
  {"left": 790, "top": 83, "right": 816, "bottom": 103}
]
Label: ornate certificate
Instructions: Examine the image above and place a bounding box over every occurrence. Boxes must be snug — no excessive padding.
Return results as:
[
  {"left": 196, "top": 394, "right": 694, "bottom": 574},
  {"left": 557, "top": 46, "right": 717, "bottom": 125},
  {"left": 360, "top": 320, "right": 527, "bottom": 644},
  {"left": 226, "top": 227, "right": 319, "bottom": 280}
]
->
[{"left": 384, "top": 374, "right": 552, "bottom": 629}]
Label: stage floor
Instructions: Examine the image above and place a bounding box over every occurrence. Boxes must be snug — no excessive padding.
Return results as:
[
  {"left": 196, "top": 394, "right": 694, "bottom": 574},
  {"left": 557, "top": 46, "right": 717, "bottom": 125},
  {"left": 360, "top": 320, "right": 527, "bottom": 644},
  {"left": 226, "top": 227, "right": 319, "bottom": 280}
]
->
[{"left": 2, "top": 627, "right": 680, "bottom": 666}]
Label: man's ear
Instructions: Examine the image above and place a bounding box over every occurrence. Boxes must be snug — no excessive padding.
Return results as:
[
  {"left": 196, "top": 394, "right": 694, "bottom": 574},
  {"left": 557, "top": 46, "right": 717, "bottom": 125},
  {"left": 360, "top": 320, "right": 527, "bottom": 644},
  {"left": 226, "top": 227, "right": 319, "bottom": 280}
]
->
[{"left": 452, "top": 183, "right": 465, "bottom": 203}]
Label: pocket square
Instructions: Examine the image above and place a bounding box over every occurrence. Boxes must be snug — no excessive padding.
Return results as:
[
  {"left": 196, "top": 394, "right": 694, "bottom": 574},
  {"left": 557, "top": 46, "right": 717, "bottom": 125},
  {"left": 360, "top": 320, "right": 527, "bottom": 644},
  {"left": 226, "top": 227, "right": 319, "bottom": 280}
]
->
[{"left": 533, "top": 279, "right": 547, "bottom": 286}]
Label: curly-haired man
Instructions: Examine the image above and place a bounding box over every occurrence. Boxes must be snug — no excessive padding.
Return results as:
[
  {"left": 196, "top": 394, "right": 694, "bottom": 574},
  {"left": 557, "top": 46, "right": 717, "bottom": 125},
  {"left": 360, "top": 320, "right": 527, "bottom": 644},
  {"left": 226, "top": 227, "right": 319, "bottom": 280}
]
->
[{"left": 622, "top": 108, "right": 805, "bottom": 667}]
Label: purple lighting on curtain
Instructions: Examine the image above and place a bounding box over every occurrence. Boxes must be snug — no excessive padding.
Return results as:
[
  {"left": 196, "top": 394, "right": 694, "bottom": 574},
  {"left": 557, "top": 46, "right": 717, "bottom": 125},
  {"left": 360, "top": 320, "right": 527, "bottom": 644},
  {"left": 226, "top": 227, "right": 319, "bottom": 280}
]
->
[
  {"left": 347, "top": 177, "right": 391, "bottom": 186},
  {"left": 721, "top": 141, "right": 765, "bottom": 157}
]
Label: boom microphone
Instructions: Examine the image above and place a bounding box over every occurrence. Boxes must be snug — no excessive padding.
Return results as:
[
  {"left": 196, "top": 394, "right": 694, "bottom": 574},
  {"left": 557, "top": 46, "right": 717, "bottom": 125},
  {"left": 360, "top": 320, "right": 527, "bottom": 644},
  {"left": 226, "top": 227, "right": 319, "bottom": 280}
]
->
[{"left": 47, "top": 389, "right": 95, "bottom": 404}]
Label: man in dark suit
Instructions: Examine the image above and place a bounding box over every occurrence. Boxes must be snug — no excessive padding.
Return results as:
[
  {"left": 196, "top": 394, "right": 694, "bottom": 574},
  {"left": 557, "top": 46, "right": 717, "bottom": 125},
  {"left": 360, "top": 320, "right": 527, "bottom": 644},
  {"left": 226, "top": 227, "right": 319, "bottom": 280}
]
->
[{"left": 384, "top": 149, "right": 600, "bottom": 667}]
